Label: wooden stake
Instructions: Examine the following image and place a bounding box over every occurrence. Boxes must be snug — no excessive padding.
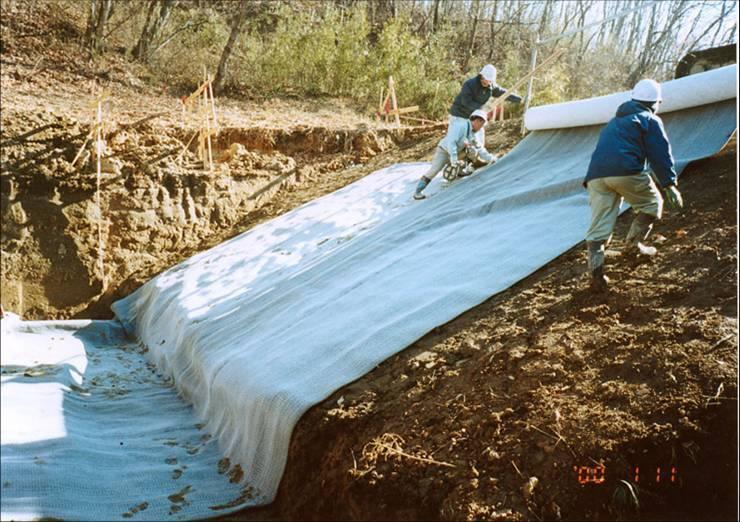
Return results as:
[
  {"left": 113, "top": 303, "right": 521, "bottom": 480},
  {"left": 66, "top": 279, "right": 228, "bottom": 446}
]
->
[
  {"left": 378, "top": 86, "right": 384, "bottom": 120},
  {"left": 384, "top": 105, "right": 419, "bottom": 116},
  {"left": 486, "top": 46, "right": 566, "bottom": 114},
  {"left": 203, "top": 75, "right": 213, "bottom": 170},
  {"left": 95, "top": 99, "right": 106, "bottom": 290},
  {"left": 398, "top": 115, "right": 445, "bottom": 125},
  {"left": 389, "top": 76, "right": 401, "bottom": 127},
  {"left": 207, "top": 74, "right": 218, "bottom": 132}
]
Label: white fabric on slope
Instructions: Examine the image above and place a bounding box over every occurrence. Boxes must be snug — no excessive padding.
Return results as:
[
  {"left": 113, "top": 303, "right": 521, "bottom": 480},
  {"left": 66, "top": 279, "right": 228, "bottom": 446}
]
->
[{"left": 112, "top": 99, "right": 736, "bottom": 507}]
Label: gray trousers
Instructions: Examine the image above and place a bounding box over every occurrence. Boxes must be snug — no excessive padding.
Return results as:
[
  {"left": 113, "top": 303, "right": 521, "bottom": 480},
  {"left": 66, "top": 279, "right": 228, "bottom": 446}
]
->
[
  {"left": 424, "top": 146, "right": 487, "bottom": 181},
  {"left": 424, "top": 147, "right": 452, "bottom": 181},
  {"left": 585, "top": 172, "right": 663, "bottom": 243}
]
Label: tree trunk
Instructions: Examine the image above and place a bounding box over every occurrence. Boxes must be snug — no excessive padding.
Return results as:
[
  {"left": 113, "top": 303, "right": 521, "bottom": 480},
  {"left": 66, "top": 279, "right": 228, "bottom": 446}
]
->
[
  {"left": 213, "top": 1, "right": 249, "bottom": 95},
  {"left": 462, "top": 0, "right": 481, "bottom": 71},
  {"left": 84, "top": 0, "right": 99, "bottom": 49},
  {"left": 132, "top": 0, "right": 176, "bottom": 63},
  {"left": 85, "top": 0, "right": 113, "bottom": 52},
  {"left": 487, "top": 0, "right": 498, "bottom": 59}
]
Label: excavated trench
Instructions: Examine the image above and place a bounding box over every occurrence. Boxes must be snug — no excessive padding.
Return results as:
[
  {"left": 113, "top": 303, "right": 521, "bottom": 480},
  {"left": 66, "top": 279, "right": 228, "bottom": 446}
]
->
[{"left": 0, "top": 111, "right": 414, "bottom": 320}]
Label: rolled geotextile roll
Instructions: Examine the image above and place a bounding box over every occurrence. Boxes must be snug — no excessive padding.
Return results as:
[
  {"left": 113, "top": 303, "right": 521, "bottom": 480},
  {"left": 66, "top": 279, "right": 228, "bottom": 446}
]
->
[{"left": 524, "top": 64, "right": 737, "bottom": 131}]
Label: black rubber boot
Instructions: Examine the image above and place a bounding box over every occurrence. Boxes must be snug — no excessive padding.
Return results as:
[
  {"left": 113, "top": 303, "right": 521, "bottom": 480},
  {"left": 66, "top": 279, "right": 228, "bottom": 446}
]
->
[
  {"left": 587, "top": 240, "right": 609, "bottom": 292},
  {"left": 625, "top": 212, "right": 658, "bottom": 256},
  {"left": 591, "top": 265, "right": 610, "bottom": 292}
]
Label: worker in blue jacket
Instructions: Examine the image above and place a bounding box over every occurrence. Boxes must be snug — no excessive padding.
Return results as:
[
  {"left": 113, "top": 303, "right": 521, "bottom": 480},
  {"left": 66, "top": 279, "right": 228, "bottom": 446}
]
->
[
  {"left": 449, "top": 64, "right": 522, "bottom": 149},
  {"left": 583, "top": 79, "right": 683, "bottom": 291}
]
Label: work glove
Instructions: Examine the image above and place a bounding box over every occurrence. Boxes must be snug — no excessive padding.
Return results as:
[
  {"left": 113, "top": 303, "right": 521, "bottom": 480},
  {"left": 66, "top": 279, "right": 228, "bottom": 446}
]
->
[{"left": 664, "top": 185, "right": 683, "bottom": 210}]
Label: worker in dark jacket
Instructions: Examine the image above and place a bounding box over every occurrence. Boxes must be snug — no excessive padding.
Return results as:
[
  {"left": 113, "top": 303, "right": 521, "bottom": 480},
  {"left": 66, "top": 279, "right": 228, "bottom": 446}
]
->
[
  {"left": 449, "top": 64, "right": 522, "bottom": 150},
  {"left": 583, "top": 79, "right": 683, "bottom": 291}
]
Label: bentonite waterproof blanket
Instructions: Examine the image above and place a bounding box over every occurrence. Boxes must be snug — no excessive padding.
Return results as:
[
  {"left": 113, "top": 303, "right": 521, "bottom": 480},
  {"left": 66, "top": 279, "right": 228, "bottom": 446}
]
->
[{"left": 1, "top": 67, "right": 736, "bottom": 521}]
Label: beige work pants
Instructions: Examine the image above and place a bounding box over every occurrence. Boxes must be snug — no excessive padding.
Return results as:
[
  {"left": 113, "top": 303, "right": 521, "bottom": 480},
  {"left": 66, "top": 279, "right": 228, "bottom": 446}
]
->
[{"left": 585, "top": 172, "right": 663, "bottom": 243}]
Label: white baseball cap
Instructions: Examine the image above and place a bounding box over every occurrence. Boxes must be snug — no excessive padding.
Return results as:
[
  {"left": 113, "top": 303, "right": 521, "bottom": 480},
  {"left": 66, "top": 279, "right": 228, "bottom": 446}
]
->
[
  {"left": 479, "top": 64, "right": 497, "bottom": 83},
  {"left": 470, "top": 109, "right": 488, "bottom": 123},
  {"left": 632, "top": 79, "right": 662, "bottom": 102}
]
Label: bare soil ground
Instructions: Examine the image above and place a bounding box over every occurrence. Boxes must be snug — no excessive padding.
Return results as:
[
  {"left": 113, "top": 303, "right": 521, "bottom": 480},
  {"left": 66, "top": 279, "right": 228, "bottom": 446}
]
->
[{"left": 2, "top": 4, "right": 737, "bottom": 521}]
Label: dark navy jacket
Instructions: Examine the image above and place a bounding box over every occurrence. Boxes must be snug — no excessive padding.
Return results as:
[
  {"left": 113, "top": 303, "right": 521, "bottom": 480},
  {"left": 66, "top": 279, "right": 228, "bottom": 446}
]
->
[
  {"left": 584, "top": 100, "right": 677, "bottom": 188},
  {"left": 449, "top": 75, "right": 523, "bottom": 118}
]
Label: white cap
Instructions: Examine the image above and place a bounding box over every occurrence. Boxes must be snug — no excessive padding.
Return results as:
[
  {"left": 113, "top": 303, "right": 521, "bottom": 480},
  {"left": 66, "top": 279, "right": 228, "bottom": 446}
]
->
[
  {"left": 470, "top": 109, "right": 488, "bottom": 123},
  {"left": 479, "top": 64, "right": 497, "bottom": 83},
  {"left": 631, "top": 79, "right": 662, "bottom": 102}
]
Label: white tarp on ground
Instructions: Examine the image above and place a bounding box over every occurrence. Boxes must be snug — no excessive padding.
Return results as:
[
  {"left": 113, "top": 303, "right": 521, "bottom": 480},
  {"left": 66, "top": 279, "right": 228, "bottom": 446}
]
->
[
  {"left": 1, "top": 66, "right": 736, "bottom": 520},
  {"left": 1, "top": 316, "right": 250, "bottom": 520}
]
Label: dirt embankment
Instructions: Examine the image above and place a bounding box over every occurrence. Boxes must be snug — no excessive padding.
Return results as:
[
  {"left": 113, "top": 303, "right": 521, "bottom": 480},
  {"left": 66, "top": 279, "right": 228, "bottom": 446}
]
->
[
  {"left": 230, "top": 141, "right": 737, "bottom": 522},
  {"left": 0, "top": 105, "right": 449, "bottom": 319}
]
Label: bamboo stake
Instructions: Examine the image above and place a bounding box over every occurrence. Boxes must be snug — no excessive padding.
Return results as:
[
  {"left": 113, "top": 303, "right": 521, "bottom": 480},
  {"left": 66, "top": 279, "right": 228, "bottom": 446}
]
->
[
  {"left": 71, "top": 130, "right": 93, "bottom": 166},
  {"left": 486, "top": 46, "right": 567, "bottom": 113},
  {"left": 175, "top": 130, "right": 199, "bottom": 165},
  {"left": 182, "top": 80, "right": 210, "bottom": 109}
]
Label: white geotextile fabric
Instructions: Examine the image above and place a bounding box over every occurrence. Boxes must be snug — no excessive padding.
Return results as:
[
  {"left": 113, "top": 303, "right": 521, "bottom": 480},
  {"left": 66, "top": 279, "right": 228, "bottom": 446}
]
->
[
  {"left": 524, "top": 64, "right": 737, "bottom": 130},
  {"left": 1, "top": 315, "right": 251, "bottom": 520},
  {"left": 2, "top": 66, "right": 735, "bottom": 519},
  {"left": 111, "top": 99, "right": 736, "bottom": 508}
]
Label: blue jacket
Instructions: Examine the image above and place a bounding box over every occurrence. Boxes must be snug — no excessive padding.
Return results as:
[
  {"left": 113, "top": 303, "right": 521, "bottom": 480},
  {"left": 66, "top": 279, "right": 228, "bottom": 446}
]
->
[
  {"left": 439, "top": 118, "right": 474, "bottom": 164},
  {"left": 449, "top": 75, "right": 523, "bottom": 119},
  {"left": 585, "top": 100, "right": 677, "bottom": 187}
]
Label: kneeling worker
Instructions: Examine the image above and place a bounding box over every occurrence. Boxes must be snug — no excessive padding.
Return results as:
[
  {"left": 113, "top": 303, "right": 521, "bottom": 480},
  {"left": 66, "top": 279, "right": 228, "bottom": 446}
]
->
[
  {"left": 414, "top": 109, "right": 494, "bottom": 200},
  {"left": 583, "top": 78, "right": 683, "bottom": 290}
]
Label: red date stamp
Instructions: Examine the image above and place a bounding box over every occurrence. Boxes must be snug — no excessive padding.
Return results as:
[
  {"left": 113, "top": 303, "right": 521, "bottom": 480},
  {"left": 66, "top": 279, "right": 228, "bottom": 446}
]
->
[{"left": 573, "top": 465, "right": 679, "bottom": 485}]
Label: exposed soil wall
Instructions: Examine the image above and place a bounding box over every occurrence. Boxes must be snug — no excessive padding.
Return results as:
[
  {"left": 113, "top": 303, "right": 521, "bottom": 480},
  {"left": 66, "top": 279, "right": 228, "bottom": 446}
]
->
[{"left": 0, "top": 104, "right": 445, "bottom": 319}]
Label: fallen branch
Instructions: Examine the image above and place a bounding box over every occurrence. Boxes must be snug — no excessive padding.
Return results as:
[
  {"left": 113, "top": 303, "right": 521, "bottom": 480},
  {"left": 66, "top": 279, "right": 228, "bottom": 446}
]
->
[
  {"left": 528, "top": 423, "right": 560, "bottom": 442},
  {"left": 119, "top": 111, "right": 168, "bottom": 130},
  {"left": 71, "top": 129, "right": 95, "bottom": 167},
  {"left": 705, "top": 382, "right": 725, "bottom": 407},
  {"left": 362, "top": 433, "right": 455, "bottom": 469},
  {"left": 709, "top": 334, "right": 735, "bottom": 351},
  {"left": 374, "top": 442, "right": 456, "bottom": 468},
  {"left": 0, "top": 123, "right": 62, "bottom": 146},
  {"left": 399, "top": 115, "right": 446, "bottom": 125}
]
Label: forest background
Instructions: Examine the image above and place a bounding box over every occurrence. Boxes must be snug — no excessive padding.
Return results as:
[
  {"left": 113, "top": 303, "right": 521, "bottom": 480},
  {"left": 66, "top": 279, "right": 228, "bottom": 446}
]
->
[{"left": 5, "top": 0, "right": 739, "bottom": 118}]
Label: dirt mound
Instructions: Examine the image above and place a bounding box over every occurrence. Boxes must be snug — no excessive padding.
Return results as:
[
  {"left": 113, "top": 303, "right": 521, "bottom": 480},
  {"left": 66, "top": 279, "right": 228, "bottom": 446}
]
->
[{"left": 229, "top": 141, "right": 737, "bottom": 522}]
